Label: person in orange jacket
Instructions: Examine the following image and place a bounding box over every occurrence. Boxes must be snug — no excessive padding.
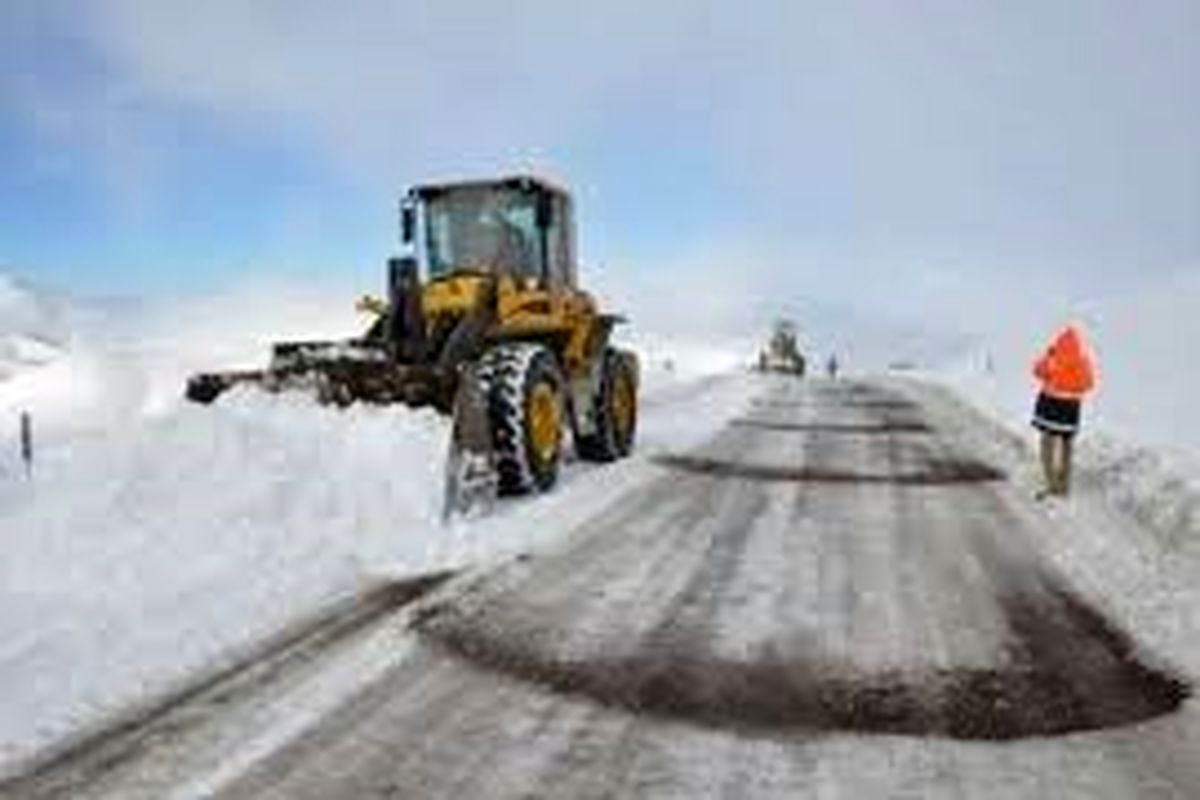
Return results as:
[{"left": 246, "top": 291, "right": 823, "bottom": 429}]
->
[{"left": 1031, "top": 324, "right": 1096, "bottom": 498}]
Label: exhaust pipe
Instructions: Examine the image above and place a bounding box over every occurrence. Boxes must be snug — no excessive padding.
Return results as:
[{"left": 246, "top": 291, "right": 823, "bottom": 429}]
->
[{"left": 387, "top": 256, "right": 427, "bottom": 363}]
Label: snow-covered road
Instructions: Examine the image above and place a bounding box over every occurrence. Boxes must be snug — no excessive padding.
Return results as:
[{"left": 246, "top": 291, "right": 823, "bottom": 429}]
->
[{"left": 6, "top": 376, "right": 1199, "bottom": 799}]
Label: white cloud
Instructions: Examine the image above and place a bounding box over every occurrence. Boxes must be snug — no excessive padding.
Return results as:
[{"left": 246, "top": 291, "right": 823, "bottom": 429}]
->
[
  {"left": 82, "top": 1, "right": 700, "bottom": 177},
  {"left": 12, "top": 0, "right": 1198, "bottom": 329}
]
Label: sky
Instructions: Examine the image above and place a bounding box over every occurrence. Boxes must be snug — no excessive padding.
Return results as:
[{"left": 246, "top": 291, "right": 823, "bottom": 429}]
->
[{"left": 1, "top": 0, "right": 1197, "bottom": 341}]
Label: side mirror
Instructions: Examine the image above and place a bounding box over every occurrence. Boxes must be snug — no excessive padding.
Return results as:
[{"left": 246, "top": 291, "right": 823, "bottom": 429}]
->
[{"left": 400, "top": 200, "right": 417, "bottom": 244}]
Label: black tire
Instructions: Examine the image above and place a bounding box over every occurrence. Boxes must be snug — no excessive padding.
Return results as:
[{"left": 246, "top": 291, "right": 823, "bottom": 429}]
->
[
  {"left": 476, "top": 343, "right": 565, "bottom": 495},
  {"left": 576, "top": 348, "right": 638, "bottom": 462}
]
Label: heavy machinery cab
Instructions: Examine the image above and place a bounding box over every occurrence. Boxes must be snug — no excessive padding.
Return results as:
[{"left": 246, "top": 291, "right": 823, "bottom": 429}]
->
[
  {"left": 404, "top": 176, "right": 576, "bottom": 289},
  {"left": 381, "top": 175, "right": 607, "bottom": 386}
]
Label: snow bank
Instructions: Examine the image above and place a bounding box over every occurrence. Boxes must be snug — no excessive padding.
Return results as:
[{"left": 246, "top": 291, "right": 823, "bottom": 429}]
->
[
  {"left": 0, "top": 390, "right": 449, "bottom": 771},
  {"left": 1077, "top": 436, "right": 1200, "bottom": 558}
]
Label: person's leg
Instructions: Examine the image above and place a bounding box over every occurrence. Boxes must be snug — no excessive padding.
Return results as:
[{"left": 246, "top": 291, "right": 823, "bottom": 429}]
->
[
  {"left": 1039, "top": 432, "right": 1056, "bottom": 497},
  {"left": 1058, "top": 434, "right": 1074, "bottom": 496}
]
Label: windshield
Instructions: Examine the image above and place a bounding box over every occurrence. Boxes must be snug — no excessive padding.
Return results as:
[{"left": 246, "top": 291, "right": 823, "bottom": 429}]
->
[{"left": 423, "top": 186, "right": 542, "bottom": 279}]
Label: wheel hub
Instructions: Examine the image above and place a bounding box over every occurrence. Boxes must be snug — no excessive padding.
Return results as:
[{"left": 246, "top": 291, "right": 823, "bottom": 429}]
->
[
  {"left": 528, "top": 382, "right": 561, "bottom": 464},
  {"left": 611, "top": 370, "right": 635, "bottom": 442}
]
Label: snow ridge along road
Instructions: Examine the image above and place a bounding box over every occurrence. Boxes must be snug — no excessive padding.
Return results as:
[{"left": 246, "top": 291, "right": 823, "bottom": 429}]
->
[{"left": 7, "top": 376, "right": 1197, "bottom": 799}]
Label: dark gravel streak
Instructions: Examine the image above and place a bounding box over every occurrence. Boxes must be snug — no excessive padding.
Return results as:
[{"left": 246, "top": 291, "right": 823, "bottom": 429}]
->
[
  {"left": 650, "top": 454, "right": 1007, "bottom": 486},
  {"left": 417, "top": 577, "right": 1189, "bottom": 740},
  {"left": 730, "top": 420, "right": 934, "bottom": 435}
]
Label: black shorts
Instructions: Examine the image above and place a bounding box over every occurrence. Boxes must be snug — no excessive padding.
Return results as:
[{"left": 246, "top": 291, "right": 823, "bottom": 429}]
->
[{"left": 1032, "top": 392, "right": 1081, "bottom": 436}]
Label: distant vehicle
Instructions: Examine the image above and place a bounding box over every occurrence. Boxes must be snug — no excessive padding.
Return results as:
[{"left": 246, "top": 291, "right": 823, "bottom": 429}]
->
[{"left": 757, "top": 319, "right": 806, "bottom": 376}]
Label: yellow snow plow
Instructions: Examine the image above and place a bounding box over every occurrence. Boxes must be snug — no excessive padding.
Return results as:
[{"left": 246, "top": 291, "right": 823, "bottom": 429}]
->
[
  {"left": 186, "top": 176, "right": 639, "bottom": 514},
  {"left": 756, "top": 319, "right": 806, "bottom": 376}
]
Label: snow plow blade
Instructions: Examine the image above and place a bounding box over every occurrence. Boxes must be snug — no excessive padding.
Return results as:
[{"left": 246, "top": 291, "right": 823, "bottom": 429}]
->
[
  {"left": 184, "top": 340, "right": 454, "bottom": 410},
  {"left": 184, "top": 370, "right": 269, "bottom": 404}
]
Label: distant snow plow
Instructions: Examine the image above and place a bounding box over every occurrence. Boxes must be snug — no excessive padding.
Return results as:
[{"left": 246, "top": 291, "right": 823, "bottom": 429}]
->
[
  {"left": 186, "top": 176, "right": 639, "bottom": 517},
  {"left": 756, "top": 319, "right": 807, "bottom": 376}
]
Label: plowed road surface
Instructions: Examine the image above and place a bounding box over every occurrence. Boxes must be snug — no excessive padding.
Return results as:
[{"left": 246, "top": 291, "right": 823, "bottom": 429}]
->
[{"left": 6, "top": 378, "right": 1197, "bottom": 799}]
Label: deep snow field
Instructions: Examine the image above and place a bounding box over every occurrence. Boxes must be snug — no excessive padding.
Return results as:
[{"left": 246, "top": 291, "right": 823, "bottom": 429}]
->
[{"left": 0, "top": 273, "right": 758, "bottom": 776}]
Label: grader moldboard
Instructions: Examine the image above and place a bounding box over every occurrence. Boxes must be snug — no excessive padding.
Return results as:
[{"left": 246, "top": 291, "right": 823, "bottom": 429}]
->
[{"left": 185, "top": 176, "right": 639, "bottom": 518}]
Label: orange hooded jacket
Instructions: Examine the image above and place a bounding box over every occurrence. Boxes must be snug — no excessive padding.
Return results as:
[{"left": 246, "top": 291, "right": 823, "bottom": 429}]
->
[{"left": 1033, "top": 326, "right": 1096, "bottom": 399}]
